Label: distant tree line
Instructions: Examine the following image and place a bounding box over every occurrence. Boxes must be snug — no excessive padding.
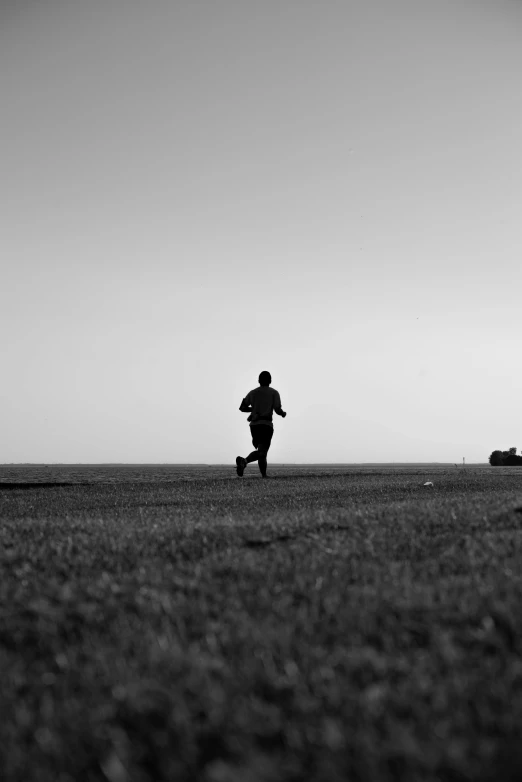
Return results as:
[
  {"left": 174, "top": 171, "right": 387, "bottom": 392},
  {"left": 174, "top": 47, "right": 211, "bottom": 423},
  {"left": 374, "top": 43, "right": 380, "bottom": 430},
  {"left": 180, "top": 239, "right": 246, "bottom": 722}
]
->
[{"left": 489, "top": 447, "right": 522, "bottom": 466}]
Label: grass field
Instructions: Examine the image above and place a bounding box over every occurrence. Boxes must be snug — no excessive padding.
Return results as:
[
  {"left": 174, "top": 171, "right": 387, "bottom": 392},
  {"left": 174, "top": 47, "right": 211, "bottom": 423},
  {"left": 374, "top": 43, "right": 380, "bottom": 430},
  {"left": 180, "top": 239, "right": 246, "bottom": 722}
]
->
[{"left": 1, "top": 464, "right": 522, "bottom": 782}]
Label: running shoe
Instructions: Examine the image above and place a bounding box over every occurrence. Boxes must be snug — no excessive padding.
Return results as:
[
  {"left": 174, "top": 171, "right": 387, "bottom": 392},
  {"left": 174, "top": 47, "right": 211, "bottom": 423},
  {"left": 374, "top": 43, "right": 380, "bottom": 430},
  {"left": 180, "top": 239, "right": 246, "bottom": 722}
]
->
[{"left": 236, "top": 456, "right": 247, "bottom": 477}]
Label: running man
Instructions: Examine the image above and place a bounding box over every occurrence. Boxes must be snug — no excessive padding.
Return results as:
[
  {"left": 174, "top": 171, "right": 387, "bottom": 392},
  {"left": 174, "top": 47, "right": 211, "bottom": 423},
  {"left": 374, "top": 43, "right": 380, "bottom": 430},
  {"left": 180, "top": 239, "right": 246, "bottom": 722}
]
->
[{"left": 236, "top": 371, "right": 286, "bottom": 478}]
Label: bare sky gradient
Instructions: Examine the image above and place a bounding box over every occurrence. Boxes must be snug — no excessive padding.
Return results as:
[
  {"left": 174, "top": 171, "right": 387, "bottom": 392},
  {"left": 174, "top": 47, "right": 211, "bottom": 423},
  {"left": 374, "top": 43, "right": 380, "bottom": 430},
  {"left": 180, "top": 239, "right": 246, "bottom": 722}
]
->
[{"left": 2, "top": 0, "right": 521, "bottom": 463}]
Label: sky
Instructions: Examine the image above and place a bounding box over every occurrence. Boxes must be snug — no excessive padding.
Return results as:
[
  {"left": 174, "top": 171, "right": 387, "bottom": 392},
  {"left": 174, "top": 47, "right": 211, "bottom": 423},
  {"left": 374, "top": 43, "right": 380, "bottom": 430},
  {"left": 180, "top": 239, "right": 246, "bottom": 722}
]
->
[{"left": 1, "top": 0, "right": 521, "bottom": 464}]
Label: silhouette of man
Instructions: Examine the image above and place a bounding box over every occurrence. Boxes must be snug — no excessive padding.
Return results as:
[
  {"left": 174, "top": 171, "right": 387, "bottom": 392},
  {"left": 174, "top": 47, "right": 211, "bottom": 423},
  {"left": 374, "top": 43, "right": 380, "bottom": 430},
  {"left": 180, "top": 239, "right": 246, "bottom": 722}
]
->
[{"left": 236, "top": 371, "right": 286, "bottom": 478}]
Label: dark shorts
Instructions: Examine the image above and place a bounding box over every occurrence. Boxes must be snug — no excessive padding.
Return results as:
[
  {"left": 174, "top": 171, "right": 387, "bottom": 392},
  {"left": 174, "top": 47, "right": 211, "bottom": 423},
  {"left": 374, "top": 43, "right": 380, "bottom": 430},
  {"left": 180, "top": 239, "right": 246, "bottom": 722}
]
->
[{"left": 250, "top": 424, "right": 273, "bottom": 452}]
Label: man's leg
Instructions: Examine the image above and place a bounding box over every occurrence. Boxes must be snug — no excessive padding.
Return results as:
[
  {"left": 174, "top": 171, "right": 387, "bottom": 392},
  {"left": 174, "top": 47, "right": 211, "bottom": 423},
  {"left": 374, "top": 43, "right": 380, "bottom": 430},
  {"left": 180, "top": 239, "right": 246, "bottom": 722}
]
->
[
  {"left": 244, "top": 426, "right": 273, "bottom": 477},
  {"left": 245, "top": 449, "right": 267, "bottom": 476},
  {"left": 245, "top": 425, "right": 261, "bottom": 467},
  {"left": 236, "top": 437, "right": 260, "bottom": 477},
  {"left": 243, "top": 447, "right": 267, "bottom": 476},
  {"left": 237, "top": 425, "right": 261, "bottom": 476},
  {"left": 257, "top": 427, "right": 273, "bottom": 478},
  {"left": 257, "top": 448, "right": 268, "bottom": 477},
  {"left": 236, "top": 455, "right": 247, "bottom": 476}
]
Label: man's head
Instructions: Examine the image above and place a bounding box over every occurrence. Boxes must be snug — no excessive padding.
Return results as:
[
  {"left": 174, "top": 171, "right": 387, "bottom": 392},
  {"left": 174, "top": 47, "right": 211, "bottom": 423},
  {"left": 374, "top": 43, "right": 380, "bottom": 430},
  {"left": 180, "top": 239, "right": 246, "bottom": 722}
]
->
[{"left": 258, "top": 371, "right": 271, "bottom": 387}]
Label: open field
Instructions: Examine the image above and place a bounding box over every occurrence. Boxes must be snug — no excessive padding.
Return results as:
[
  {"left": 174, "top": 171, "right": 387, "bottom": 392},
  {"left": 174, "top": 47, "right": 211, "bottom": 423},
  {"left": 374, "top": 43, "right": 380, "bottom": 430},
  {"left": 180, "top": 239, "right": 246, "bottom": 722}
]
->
[{"left": 1, "top": 464, "right": 522, "bottom": 781}]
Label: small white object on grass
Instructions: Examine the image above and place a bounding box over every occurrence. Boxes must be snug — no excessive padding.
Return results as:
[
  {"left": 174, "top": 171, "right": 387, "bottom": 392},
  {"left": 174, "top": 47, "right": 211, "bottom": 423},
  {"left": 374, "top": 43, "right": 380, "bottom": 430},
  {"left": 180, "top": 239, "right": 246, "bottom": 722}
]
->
[{"left": 423, "top": 481, "right": 434, "bottom": 487}]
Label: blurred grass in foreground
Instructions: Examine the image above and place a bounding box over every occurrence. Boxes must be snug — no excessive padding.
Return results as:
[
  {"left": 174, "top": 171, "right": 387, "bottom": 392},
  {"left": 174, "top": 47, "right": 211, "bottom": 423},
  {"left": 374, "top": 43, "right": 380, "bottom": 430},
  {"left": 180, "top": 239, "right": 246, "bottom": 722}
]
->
[{"left": 1, "top": 467, "right": 522, "bottom": 781}]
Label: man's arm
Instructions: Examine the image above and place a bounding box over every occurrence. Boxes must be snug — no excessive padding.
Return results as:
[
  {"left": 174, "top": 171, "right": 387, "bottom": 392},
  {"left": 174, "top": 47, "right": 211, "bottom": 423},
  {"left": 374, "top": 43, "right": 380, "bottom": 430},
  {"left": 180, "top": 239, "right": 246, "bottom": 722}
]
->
[
  {"left": 239, "top": 395, "right": 252, "bottom": 413},
  {"left": 273, "top": 391, "right": 287, "bottom": 418}
]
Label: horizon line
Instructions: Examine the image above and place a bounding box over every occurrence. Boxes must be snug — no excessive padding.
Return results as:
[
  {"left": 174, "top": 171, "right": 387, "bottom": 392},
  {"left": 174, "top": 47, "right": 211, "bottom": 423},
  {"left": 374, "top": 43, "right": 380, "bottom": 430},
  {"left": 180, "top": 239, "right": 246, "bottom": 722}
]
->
[{"left": 1, "top": 461, "right": 488, "bottom": 467}]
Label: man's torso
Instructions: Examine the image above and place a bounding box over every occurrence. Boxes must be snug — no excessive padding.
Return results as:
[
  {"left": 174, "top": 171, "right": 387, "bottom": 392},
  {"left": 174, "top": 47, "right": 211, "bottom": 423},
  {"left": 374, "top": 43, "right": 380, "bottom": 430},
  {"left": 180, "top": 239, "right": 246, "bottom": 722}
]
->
[{"left": 245, "top": 387, "right": 281, "bottom": 428}]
